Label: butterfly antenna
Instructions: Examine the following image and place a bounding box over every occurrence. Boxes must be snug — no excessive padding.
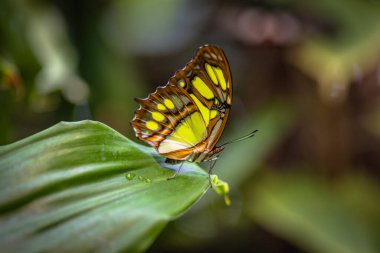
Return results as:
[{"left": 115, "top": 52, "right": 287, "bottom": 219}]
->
[{"left": 220, "top": 130, "right": 258, "bottom": 147}]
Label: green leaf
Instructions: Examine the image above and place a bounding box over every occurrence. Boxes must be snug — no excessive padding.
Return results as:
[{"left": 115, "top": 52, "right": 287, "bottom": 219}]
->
[{"left": 0, "top": 120, "right": 210, "bottom": 253}]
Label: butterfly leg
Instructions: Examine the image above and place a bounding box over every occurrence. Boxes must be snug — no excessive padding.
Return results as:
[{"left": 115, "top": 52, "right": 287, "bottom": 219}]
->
[
  {"left": 167, "top": 161, "right": 185, "bottom": 180},
  {"left": 208, "top": 159, "right": 217, "bottom": 187}
]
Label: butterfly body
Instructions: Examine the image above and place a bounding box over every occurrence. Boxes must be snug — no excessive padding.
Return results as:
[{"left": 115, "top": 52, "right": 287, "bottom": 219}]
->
[{"left": 131, "top": 45, "right": 232, "bottom": 164}]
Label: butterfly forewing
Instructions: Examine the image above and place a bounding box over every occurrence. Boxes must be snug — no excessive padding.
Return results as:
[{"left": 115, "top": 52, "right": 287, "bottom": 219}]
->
[
  {"left": 131, "top": 45, "right": 232, "bottom": 162},
  {"left": 167, "top": 45, "right": 232, "bottom": 151}
]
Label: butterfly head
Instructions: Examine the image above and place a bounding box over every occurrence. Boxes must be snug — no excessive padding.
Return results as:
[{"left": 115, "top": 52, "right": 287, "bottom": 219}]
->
[{"left": 204, "top": 146, "right": 225, "bottom": 162}]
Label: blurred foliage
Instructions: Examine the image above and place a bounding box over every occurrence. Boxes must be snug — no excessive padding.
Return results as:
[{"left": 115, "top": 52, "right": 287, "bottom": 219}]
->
[
  {"left": 286, "top": 0, "right": 380, "bottom": 104},
  {"left": 1, "top": 0, "right": 380, "bottom": 252},
  {"left": 246, "top": 171, "right": 380, "bottom": 253}
]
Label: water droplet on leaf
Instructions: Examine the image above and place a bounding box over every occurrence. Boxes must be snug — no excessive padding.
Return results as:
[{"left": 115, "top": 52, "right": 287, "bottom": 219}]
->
[{"left": 125, "top": 173, "right": 136, "bottom": 180}]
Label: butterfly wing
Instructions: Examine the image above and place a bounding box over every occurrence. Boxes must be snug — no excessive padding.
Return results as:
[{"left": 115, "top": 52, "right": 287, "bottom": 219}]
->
[
  {"left": 167, "top": 45, "right": 232, "bottom": 151},
  {"left": 131, "top": 84, "right": 208, "bottom": 160},
  {"left": 131, "top": 45, "right": 232, "bottom": 161}
]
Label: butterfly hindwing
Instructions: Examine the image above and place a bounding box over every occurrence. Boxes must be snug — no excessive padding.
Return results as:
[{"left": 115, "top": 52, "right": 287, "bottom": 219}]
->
[
  {"left": 132, "top": 85, "right": 200, "bottom": 145},
  {"left": 131, "top": 45, "right": 232, "bottom": 162}
]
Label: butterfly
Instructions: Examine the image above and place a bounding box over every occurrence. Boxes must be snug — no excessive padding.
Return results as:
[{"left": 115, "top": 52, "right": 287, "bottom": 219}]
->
[{"left": 131, "top": 45, "right": 256, "bottom": 177}]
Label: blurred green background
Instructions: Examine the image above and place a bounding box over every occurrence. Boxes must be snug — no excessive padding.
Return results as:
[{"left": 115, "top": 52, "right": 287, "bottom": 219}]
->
[{"left": 1, "top": 0, "right": 380, "bottom": 252}]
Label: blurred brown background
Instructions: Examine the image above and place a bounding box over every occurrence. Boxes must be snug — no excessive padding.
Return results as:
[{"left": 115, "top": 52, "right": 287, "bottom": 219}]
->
[{"left": 1, "top": 0, "right": 380, "bottom": 253}]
